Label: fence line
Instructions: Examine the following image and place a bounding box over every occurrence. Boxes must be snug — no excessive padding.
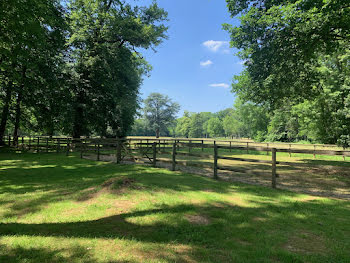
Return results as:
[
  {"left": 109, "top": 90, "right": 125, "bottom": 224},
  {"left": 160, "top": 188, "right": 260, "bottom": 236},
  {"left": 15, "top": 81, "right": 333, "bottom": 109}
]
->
[{"left": 2, "top": 136, "right": 350, "bottom": 189}]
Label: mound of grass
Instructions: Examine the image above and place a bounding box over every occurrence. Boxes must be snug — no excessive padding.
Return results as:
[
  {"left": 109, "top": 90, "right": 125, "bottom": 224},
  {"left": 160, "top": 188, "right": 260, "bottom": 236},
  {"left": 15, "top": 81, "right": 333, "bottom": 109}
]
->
[{"left": 0, "top": 152, "right": 349, "bottom": 263}]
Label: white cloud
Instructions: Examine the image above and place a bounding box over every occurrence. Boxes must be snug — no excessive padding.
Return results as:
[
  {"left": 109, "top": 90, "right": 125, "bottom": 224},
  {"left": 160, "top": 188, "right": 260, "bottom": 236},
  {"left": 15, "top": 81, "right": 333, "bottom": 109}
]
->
[
  {"left": 203, "top": 40, "right": 229, "bottom": 52},
  {"left": 200, "top": 60, "right": 213, "bottom": 67},
  {"left": 209, "top": 83, "right": 230, "bottom": 89}
]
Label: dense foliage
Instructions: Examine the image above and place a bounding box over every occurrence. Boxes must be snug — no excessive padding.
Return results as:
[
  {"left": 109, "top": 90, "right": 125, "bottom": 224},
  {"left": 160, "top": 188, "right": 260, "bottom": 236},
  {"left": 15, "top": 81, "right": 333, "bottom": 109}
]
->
[
  {"left": 224, "top": 0, "right": 350, "bottom": 146},
  {"left": 0, "top": 0, "right": 168, "bottom": 144}
]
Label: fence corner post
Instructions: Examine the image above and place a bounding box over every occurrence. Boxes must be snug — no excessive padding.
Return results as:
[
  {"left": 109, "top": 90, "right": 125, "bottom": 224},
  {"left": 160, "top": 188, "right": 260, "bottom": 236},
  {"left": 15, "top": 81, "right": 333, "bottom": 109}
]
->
[
  {"left": 272, "top": 148, "right": 277, "bottom": 189},
  {"left": 172, "top": 142, "right": 176, "bottom": 171},
  {"left": 152, "top": 142, "right": 157, "bottom": 168},
  {"left": 213, "top": 141, "right": 218, "bottom": 180}
]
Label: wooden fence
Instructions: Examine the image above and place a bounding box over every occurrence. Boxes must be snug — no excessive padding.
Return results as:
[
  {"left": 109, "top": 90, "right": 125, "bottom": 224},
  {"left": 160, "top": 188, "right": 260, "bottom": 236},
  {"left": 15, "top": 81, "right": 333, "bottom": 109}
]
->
[{"left": 3, "top": 136, "right": 350, "bottom": 189}]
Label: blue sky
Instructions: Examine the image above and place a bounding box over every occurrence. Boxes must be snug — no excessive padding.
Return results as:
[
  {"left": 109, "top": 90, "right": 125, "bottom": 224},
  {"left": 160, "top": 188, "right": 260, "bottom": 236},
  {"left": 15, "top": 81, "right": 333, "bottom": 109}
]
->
[{"left": 140, "top": 0, "right": 243, "bottom": 116}]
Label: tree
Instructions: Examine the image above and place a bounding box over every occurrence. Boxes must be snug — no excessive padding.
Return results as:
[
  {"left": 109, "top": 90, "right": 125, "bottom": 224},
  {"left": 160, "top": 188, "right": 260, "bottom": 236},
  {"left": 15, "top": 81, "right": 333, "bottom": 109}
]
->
[
  {"left": 224, "top": 0, "right": 350, "bottom": 107},
  {"left": 67, "top": 0, "right": 168, "bottom": 138},
  {"left": 224, "top": 0, "right": 350, "bottom": 146},
  {"left": 144, "top": 93, "right": 180, "bottom": 138},
  {"left": 207, "top": 118, "right": 224, "bottom": 138},
  {"left": 175, "top": 112, "right": 191, "bottom": 138}
]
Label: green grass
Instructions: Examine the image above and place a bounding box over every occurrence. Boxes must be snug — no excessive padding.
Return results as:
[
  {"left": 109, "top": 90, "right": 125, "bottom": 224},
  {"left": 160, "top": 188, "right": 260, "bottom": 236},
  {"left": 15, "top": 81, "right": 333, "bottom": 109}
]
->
[{"left": 0, "top": 152, "right": 350, "bottom": 263}]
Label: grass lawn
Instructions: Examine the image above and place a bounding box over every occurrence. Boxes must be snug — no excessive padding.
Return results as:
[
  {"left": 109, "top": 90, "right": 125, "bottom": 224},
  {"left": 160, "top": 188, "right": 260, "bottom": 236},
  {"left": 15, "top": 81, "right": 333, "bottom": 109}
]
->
[{"left": 0, "top": 152, "right": 350, "bottom": 263}]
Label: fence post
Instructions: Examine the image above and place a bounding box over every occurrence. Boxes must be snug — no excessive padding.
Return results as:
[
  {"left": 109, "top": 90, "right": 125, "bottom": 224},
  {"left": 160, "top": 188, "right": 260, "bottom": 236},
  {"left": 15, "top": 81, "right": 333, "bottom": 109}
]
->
[
  {"left": 213, "top": 141, "right": 218, "bottom": 180},
  {"left": 202, "top": 140, "right": 204, "bottom": 152},
  {"left": 117, "top": 140, "right": 122, "bottom": 164},
  {"left": 188, "top": 140, "right": 192, "bottom": 153},
  {"left": 289, "top": 144, "right": 292, "bottom": 157},
  {"left": 8, "top": 135, "right": 11, "bottom": 146},
  {"left": 266, "top": 143, "right": 269, "bottom": 155},
  {"left": 37, "top": 137, "right": 40, "bottom": 153},
  {"left": 57, "top": 138, "right": 60, "bottom": 153},
  {"left": 246, "top": 142, "right": 249, "bottom": 154},
  {"left": 152, "top": 142, "right": 157, "bottom": 168},
  {"left": 46, "top": 138, "right": 49, "bottom": 153},
  {"left": 28, "top": 136, "right": 31, "bottom": 150},
  {"left": 97, "top": 142, "right": 100, "bottom": 161},
  {"left": 313, "top": 145, "right": 316, "bottom": 159},
  {"left": 66, "top": 139, "right": 70, "bottom": 156},
  {"left": 230, "top": 141, "right": 232, "bottom": 152},
  {"left": 22, "top": 137, "right": 24, "bottom": 151},
  {"left": 172, "top": 142, "right": 176, "bottom": 171},
  {"left": 80, "top": 141, "right": 84, "bottom": 159},
  {"left": 272, "top": 148, "right": 277, "bottom": 189}
]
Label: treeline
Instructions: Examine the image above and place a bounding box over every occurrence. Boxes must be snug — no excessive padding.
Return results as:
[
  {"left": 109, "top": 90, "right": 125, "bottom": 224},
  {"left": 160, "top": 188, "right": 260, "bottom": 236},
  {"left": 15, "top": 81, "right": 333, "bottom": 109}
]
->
[
  {"left": 0, "top": 0, "right": 168, "bottom": 145},
  {"left": 132, "top": 93, "right": 350, "bottom": 145}
]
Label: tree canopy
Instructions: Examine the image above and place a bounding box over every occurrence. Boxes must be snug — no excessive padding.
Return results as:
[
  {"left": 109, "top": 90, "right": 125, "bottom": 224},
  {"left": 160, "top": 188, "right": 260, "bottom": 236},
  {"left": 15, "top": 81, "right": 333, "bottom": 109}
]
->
[
  {"left": 0, "top": 0, "right": 168, "bottom": 143},
  {"left": 224, "top": 0, "right": 350, "bottom": 146},
  {"left": 143, "top": 93, "right": 180, "bottom": 138}
]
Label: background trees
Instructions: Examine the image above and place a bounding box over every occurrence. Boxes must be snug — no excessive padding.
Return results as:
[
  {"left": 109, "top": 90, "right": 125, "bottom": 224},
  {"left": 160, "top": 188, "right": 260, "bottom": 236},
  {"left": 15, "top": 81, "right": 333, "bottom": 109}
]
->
[
  {"left": 143, "top": 93, "right": 180, "bottom": 138},
  {"left": 0, "top": 0, "right": 66, "bottom": 145}
]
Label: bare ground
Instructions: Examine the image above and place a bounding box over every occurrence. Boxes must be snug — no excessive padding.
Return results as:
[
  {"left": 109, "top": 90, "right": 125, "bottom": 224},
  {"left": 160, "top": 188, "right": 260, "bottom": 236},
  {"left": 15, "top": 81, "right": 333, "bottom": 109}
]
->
[{"left": 83, "top": 153, "right": 350, "bottom": 201}]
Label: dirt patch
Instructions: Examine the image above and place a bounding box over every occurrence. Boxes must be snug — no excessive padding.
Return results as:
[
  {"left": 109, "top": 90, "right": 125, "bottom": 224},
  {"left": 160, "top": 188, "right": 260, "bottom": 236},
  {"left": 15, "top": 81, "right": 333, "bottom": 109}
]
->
[
  {"left": 283, "top": 231, "right": 328, "bottom": 255},
  {"left": 104, "top": 177, "right": 142, "bottom": 192},
  {"left": 83, "top": 154, "right": 350, "bottom": 201},
  {"left": 185, "top": 214, "right": 210, "bottom": 225}
]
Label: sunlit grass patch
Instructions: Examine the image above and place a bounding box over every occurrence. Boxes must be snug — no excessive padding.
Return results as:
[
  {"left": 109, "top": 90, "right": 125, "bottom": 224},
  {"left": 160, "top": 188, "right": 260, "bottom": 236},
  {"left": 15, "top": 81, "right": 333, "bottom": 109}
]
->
[{"left": 0, "top": 152, "right": 349, "bottom": 262}]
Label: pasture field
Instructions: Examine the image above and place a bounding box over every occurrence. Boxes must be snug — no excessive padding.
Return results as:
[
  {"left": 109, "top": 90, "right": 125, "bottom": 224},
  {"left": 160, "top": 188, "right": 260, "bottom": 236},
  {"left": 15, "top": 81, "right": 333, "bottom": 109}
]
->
[
  {"left": 0, "top": 151, "right": 350, "bottom": 263},
  {"left": 99, "top": 139, "right": 350, "bottom": 200}
]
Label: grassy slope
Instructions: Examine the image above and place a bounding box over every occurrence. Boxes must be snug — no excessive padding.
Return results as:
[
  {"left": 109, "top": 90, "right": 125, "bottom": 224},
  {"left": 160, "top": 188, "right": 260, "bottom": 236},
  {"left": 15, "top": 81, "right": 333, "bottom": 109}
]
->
[{"left": 0, "top": 153, "right": 349, "bottom": 263}]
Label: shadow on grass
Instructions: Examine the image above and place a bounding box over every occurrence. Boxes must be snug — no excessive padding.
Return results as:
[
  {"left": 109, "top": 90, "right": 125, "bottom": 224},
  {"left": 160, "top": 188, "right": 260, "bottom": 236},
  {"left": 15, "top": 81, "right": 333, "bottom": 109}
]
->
[
  {"left": 1, "top": 200, "right": 350, "bottom": 262},
  {"left": 301, "top": 159, "right": 350, "bottom": 168},
  {"left": 0, "top": 152, "right": 348, "bottom": 217},
  {"left": 0, "top": 152, "right": 350, "bottom": 262}
]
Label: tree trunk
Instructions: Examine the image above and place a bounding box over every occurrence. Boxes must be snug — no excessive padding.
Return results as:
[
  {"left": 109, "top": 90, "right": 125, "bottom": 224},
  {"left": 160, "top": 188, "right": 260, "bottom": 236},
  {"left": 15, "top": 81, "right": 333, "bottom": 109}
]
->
[
  {"left": 72, "top": 92, "right": 85, "bottom": 139},
  {"left": 12, "top": 67, "right": 26, "bottom": 146},
  {"left": 0, "top": 83, "right": 13, "bottom": 146},
  {"left": 12, "top": 91, "right": 23, "bottom": 146},
  {"left": 156, "top": 128, "right": 160, "bottom": 138}
]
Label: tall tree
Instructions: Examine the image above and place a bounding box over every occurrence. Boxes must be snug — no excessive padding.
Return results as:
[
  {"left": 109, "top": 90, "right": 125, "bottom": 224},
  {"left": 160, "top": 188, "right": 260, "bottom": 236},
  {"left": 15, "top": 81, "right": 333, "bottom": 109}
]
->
[
  {"left": 67, "top": 0, "right": 168, "bottom": 138},
  {"left": 144, "top": 93, "right": 179, "bottom": 138},
  {"left": 207, "top": 117, "right": 224, "bottom": 138}
]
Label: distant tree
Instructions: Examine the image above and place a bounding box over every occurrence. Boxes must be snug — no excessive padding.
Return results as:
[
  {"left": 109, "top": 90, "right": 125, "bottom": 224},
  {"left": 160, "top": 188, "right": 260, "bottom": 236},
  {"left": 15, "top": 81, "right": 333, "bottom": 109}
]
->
[
  {"left": 175, "top": 112, "right": 191, "bottom": 138},
  {"left": 188, "top": 113, "right": 211, "bottom": 138},
  {"left": 129, "top": 118, "right": 154, "bottom": 136},
  {"left": 144, "top": 93, "right": 180, "bottom": 138},
  {"left": 207, "top": 118, "right": 224, "bottom": 138}
]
